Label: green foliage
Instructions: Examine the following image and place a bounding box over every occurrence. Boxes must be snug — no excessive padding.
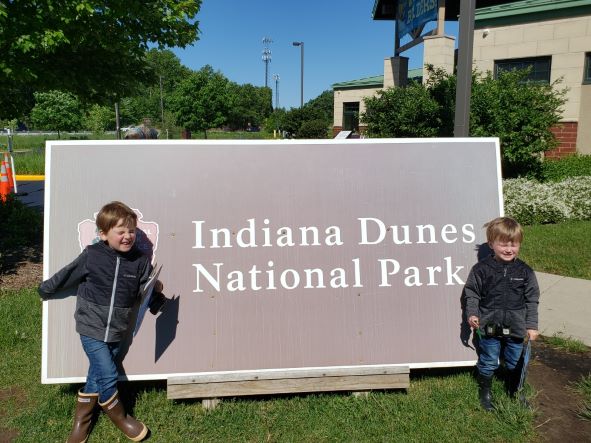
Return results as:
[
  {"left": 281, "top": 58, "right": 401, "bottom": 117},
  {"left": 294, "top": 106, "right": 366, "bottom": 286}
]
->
[
  {"left": 0, "top": 1, "right": 202, "bottom": 119},
  {"left": 227, "top": 83, "right": 273, "bottom": 130},
  {"left": 424, "top": 66, "right": 456, "bottom": 137},
  {"left": 471, "top": 70, "right": 566, "bottom": 177},
  {"left": 84, "top": 104, "right": 114, "bottom": 134},
  {"left": 540, "top": 154, "right": 591, "bottom": 182},
  {"left": 298, "top": 119, "right": 330, "bottom": 139},
  {"left": 0, "top": 196, "right": 42, "bottom": 264},
  {"left": 504, "top": 179, "right": 568, "bottom": 225},
  {"left": 263, "top": 108, "right": 288, "bottom": 135},
  {"left": 169, "top": 66, "right": 230, "bottom": 137},
  {"left": 544, "top": 332, "right": 588, "bottom": 353},
  {"left": 504, "top": 177, "right": 591, "bottom": 225},
  {"left": 11, "top": 148, "right": 46, "bottom": 175},
  {"left": 362, "top": 83, "right": 441, "bottom": 137},
  {"left": 572, "top": 374, "right": 591, "bottom": 420},
  {"left": 30, "top": 90, "right": 83, "bottom": 138},
  {"left": 278, "top": 90, "right": 334, "bottom": 139},
  {"left": 304, "top": 90, "right": 334, "bottom": 121},
  {"left": 363, "top": 67, "right": 566, "bottom": 177}
]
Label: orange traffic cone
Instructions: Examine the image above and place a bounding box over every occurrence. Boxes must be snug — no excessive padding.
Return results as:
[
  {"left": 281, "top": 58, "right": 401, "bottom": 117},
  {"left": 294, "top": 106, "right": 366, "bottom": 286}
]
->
[
  {"left": 3, "top": 152, "right": 14, "bottom": 191},
  {"left": 0, "top": 162, "right": 10, "bottom": 202}
]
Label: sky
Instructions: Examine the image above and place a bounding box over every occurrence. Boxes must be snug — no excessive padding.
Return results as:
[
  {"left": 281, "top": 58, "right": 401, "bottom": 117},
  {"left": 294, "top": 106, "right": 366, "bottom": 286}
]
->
[{"left": 173, "top": 0, "right": 459, "bottom": 110}]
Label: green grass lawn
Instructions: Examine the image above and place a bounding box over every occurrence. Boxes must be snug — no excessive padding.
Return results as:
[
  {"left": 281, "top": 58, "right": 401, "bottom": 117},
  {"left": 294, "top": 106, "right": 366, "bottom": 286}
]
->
[
  {"left": 8, "top": 131, "right": 270, "bottom": 175},
  {"left": 520, "top": 220, "right": 591, "bottom": 280},
  {"left": 0, "top": 290, "right": 535, "bottom": 442}
]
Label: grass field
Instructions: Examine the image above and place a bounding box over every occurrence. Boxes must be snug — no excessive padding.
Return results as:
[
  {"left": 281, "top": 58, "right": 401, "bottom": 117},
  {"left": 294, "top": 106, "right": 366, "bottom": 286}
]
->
[
  {"left": 520, "top": 220, "right": 591, "bottom": 280},
  {"left": 0, "top": 291, "right": 535, "bottom": 442},
  {"left": 7, "top": 131, "right": 270, "bottom": 175}
]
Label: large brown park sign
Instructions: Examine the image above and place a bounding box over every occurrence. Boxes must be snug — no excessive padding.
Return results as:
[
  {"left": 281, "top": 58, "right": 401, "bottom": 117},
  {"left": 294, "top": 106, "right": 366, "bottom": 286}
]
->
[{"left": 42, "top": 138, "right": 502, "bottom": 389}]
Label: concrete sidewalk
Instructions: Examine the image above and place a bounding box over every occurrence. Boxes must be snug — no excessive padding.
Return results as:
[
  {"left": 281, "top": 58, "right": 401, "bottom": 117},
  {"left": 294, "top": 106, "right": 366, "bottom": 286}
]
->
[{"left": 537, "top": 272, "right": 591, "bottom": 346}]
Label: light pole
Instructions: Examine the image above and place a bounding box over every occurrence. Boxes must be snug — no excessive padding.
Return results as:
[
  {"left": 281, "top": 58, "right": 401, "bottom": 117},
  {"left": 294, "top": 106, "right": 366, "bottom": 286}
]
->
[
  {"left": 273, "top": 74, "right": 280, "bottom": 109},
  {"left": 262, "top": 37, "right": 273, "bottom": 88},
  {"left": 159, "top": 75, "right": 165, "bottom": 126},
  {"left": 292, "top": 41, "right": 304, "bottom": 107}
]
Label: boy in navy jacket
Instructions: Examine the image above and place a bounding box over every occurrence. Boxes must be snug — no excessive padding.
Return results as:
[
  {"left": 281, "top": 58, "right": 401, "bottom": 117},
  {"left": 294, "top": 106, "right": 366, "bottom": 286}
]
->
[
  {"left": 464, "top": 217, "right": 539, "bottom": 411},
  {"left": 40, "top": 201, "right": 165, "bottom": 442}
]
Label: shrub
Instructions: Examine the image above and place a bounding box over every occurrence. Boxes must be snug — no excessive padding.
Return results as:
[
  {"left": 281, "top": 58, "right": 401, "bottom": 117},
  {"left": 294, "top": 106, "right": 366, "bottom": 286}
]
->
[
  {"left": 470, "top": 70, "right": 566, "bottom": 178},
  {"left": 504, "top": 179, "right": 567, "bottom": 225},
  {"left": 362, "top": 83, "right": 441, "bottom": 137},
  {"left": 540, "top": 154, "right": 591, "bottom": 182},
  {"left": 0, "top": 196, "right": 42, "bottom": 257},
  {"left": 503, "top": 176, "right": 591, "bottom": 225},
  {"left": 553, "top": 177, "right": 591, "bottom": 220},
  {"left": 297, "top": 119, "right": 329, "bottom": 139}
]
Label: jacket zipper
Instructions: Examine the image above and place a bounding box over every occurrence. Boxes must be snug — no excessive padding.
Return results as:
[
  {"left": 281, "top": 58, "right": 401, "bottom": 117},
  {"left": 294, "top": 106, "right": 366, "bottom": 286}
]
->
[{"left": 104, "top": 256, "right": 120, "bottom": 341}]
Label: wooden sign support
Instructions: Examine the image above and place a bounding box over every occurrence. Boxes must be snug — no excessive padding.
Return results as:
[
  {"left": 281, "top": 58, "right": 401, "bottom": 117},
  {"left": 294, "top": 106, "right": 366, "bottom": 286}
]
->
[{"left": 167, "top": 365, "right": 410, "bottom": 408}]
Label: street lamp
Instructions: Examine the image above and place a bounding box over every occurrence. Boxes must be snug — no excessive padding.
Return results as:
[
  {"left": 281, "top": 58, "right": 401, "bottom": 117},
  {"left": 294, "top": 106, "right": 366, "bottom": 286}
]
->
[
  {"left": 292, "top": 41, "right": 304, "bottom": 107},
  {"left": 273, "top": 74, "right": 280, "bottom": 109}
]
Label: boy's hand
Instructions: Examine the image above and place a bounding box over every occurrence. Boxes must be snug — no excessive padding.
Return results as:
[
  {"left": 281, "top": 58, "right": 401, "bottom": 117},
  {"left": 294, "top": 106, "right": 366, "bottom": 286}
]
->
[
  {"left": 468, "top": 315, "right": 480, "bottom": 329},
  {"left": 154, "top": 280, "right": 163, "bottom": 293},
  {"left": 527, "top": 329, "right": 539, "bottom": 341}
]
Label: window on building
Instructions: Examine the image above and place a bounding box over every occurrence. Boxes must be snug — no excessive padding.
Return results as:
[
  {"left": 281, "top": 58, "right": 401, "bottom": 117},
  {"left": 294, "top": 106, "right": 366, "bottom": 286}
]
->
[
  {"left": 343, "top": 102, "right": 359, "bottom": 132},
  {"left": 584, "top": 53, "right": 591, "bottom": 84},
  {"left": 494, "top": 56, "right": 552, "bottom": 83}
]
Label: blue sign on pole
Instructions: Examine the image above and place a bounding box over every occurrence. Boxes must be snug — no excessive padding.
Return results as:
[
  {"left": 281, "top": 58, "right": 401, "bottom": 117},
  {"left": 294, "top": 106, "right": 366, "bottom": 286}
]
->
[{"left": 397, "top": 0, "right": 438, "bottom": 40}]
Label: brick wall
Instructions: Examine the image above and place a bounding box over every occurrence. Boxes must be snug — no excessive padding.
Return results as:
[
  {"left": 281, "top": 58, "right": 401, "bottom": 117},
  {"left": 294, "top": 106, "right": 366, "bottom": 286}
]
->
[{"left": 546, "top": 122, "right": 578, "bottom": 159}]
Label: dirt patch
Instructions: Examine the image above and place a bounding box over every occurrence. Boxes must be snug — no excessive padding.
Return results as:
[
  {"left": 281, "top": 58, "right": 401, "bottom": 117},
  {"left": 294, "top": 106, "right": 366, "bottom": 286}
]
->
[
  {"left": 0, "top": 260, "right": 43, "bottom": 291},
  {"left": 0, "top": 387, "right": 25, "bottom": 443},
  {"left": 528, "top": 339, "right": 591, "bottom": 441}
]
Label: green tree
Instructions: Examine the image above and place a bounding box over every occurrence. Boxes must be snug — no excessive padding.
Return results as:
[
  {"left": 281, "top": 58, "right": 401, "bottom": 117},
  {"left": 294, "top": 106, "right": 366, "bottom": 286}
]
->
[
  {"left": 124, "top": 49, "right": 193, "bottom": 129},
  {"left": 362, "top": 83, "right": 441, "bottom": 138},
  {"left": 305, "top": 90, "right": 334, "bottom": 122},
  {"left": 85, "top": 104, "right": 114, "bottom": 134},
  {"left": 279, "top": 90, "right": 334, "bottom": 139},
  {"left": 169, "top": 66, "right": 231, "bottom": 138},
  {"left": 470, "top": 70, "right": 566, "bottom": 177},
  {"left": 0, "top": 1, "right": 201, "bottom": 119},
  {"left": 362, "top": 67, "right": 566, "bottom": 177},
  {"left": 227, "top": 83, "right": 273, "bottom": 130},
  {"left": 30, "top": 90, "right": 83, "bottom": 138},
  {"left": 298, "top": 119, "right": 329, "bottom": 139}
]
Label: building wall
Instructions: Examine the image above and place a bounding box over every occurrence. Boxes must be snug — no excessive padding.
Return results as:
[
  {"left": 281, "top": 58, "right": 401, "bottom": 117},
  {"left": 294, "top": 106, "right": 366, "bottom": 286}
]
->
[
  {"left": 333, "top": 86, "right": 381, "bottom": 127},
  {"left": 473, "top": 15, "right": 591, "bottom": 155}
]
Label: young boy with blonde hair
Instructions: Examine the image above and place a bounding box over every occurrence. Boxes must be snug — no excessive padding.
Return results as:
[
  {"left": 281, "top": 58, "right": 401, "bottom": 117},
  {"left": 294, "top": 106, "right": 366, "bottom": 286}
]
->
[
  {"left": 40, "top": 201, "right": 166, "bottom": 442},
  {"left": 464, "top": 216, "right": 540, "bottom": 411}
]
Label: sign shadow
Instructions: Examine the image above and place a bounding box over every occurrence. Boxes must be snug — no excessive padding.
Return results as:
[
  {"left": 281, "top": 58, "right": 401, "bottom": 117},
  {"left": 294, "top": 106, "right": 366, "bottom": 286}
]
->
[{"left": 155, "top": 295, "right": 180, "bottom": 362}]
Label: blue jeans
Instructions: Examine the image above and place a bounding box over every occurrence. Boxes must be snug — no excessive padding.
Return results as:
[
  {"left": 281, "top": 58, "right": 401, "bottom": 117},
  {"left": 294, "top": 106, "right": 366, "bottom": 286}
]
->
[
  {"left": 80, "top": 335, "right": 121, "bottom": 403},
  {"left": 477, "top": 336, "right": 524, "bottom": 378}
]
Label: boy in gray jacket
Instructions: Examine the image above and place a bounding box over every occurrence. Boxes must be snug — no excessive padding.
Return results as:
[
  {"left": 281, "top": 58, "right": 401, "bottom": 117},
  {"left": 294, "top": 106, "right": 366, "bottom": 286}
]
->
[
  {"left": 464, "top": 217, "right": 540, "bottom": 411},
  {"left": 39, "top": 201, "right": 166, "bottom": 442}
]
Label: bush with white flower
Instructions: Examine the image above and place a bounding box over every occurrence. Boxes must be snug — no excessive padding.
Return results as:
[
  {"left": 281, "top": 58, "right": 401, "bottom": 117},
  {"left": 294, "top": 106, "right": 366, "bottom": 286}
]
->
[{"left": 503, "top": 176, "right": 591, "bottom": 225}]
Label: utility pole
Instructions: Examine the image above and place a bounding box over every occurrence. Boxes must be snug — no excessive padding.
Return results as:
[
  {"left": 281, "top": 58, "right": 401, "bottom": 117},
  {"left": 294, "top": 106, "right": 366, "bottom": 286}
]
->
[
  {"left": 273, "top": 74, "right": 280, "bottom": 109},
  {"left": 262, "top": 37, "right": 273, "bottom": 88},
  {"left": 159, "top": 75, "right": 165, "bottom": 128}
]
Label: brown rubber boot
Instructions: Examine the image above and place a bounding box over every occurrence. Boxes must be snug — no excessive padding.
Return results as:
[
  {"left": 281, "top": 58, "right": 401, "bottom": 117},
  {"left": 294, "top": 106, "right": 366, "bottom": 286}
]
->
[
  {"left": 66, "top": 390, "right": 98, "bottom": 443},
  {"left": 99, "top": 391, "right": 148, "bottom": 442}
]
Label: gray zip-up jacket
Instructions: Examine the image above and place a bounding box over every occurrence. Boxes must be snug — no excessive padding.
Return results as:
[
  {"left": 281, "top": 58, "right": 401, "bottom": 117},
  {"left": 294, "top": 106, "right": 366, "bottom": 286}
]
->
[
  {"left": 464, "top": 255, "right": 540, "bottom": 339},
  {"left": 39, "top": 241, "right": 154, "bottom": 342}
]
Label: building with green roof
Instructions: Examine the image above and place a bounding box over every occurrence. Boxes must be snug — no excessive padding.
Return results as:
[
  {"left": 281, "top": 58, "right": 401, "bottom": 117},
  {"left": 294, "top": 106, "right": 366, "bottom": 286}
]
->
[{"left": 333, "top": 0, "right": 591, "bottom": 156}]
